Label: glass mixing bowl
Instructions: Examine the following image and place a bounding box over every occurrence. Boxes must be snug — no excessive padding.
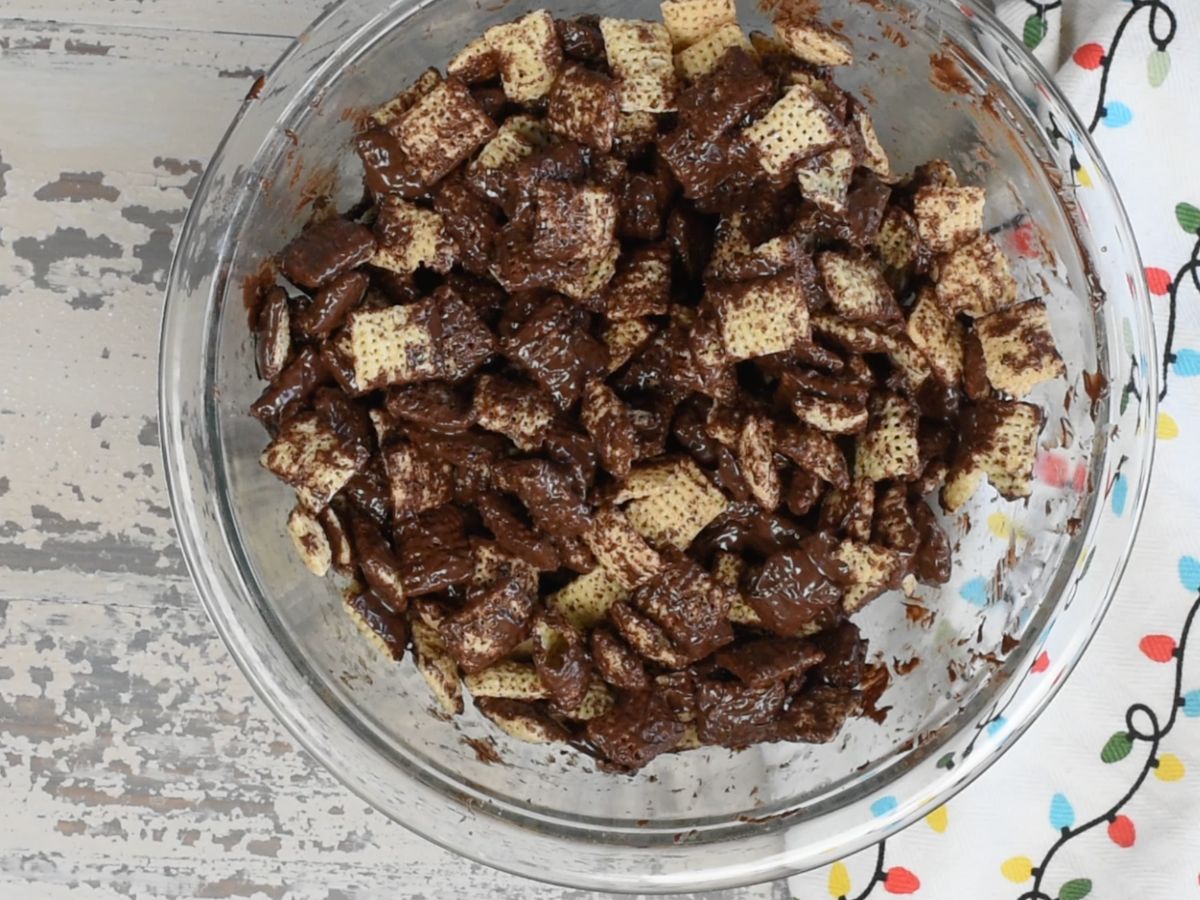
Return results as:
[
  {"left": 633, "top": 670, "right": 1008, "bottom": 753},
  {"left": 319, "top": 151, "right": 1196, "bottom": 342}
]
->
[{"left": 159, "top": 0, "right": 1156, "bottom": 891}]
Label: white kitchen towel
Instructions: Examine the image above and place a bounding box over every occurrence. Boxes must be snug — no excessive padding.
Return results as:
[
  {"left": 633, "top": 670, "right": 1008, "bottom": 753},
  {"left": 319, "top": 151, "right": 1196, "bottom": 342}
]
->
[{"left": 787, "top": 2, "right": 1200, "bottom": 898}]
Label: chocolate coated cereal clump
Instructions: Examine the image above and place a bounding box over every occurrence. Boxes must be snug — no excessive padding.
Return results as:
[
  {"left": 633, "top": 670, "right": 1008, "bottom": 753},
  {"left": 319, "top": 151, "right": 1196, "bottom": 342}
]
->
[{"left": 247, "top": 2, "right": 1058, "bottom": 771}]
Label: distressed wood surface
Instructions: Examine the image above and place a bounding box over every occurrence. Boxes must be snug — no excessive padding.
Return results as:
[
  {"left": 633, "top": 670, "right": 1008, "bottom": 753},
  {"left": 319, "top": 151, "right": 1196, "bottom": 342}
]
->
[{"left": 0, "top": 8, "right": 780, "bottom": 899}]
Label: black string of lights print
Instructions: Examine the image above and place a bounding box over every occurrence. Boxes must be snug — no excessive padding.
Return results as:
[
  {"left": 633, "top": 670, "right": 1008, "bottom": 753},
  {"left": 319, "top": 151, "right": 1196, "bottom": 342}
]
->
[
  {"left": 830, "top": 592, "right": 1199, "bottom": 900},
  {"left": 829, "top": 9, "right": 1193, "bottom": 898},
  {"left": 1009, "top": 592, "right": 1200, "bottom": 900},
  {"left": 1066, "top": 0, "right": 1187, "bottom": 400}
]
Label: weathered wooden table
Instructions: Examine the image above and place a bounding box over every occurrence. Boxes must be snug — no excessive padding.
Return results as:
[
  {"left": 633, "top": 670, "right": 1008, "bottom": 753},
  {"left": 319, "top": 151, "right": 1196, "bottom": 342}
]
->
[{"left": 0, "top": 3, "right": 782, "bottom": 897}]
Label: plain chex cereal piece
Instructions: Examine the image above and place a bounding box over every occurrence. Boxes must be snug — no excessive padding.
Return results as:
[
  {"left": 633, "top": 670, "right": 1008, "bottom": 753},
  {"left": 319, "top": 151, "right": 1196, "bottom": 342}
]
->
[
  {"left": 260, "top": 411, "right": 369, "bottom": 511},
  {"left": 906, "top": 286, "right": 964, "bottom": 384},
  {"left": 371, "top": 197, "right": 454, "bottom": 275},
  {"left": 880, "top": 332, "right": 933, "bottom": 391},
  {"left": 473, "top": 374, "right": 556, "bottom": 451},
  {"left": 583, "top": 507, "right": 665, "bottom": 590},
  {"left": 411, "top": 619, "right": 463, "bottom": 715},
  {"left": 287, "top": 505, "right": 332, "bottom": 576},
  {"left": 796, "top": 146, "right": 855, "bottom": 213},
  {"left": 674, "top": 23, "right": 753, "bottom": 81},
  {"left": 602, "top": 317, "right": 656, "bottom": 371},
  {"left": 744, "top": 84, "right": 845, "bottom": 176},
  {"left": 477, "top": 698, "right": 569, "bottom": 743},
  {"left": 850, "top": 101, "right": 890, "bottom": 179},
  {"left": 556, "top": 682, "right": 615, "bottom": 721},
  {"left": 614, "top": 109, "right": 660, "bottom": 150},
  {"left": 394, "top": 78, "right": 496, "bottom": 186},
  {"left": 810, "top": 311, "right": 887, "bottom": 353},
  {"left": 940, "top": 467, "right": 982, "bottom": 513},
  {"left": 447, "top": 35, "right": 498, "bottom": 83},
  {"left": 833, "top": 540, "right": 905, "bottom": 612},
  {"left": 371, "top": 68, "right": 441, "bottom": 128},
  {"left": 934, "top": 234, "right": 1018, "bottom": 317},
  {"left": 619, "top": 457, "right": 729, "bottom": 549},
  {"left": 876, "top": 206, "right": 922, "bottom": 274},
  {"left": 737, "top": 415, "right": 780, "bottom": 510},
  {"left": 600, "top": 18, "right": 677, "bottom": 113},
  {"left": 547, "top": 65, "right": 621, "bottom": 151},
  {"left": 712, "top": 272, "right": 811, "bottom": 361},
  {"left": 854, "top": 393, "right": 921, "bottom": 482},
  {"left": 941, "top": 400, "right": 1043, "bottom": 511},
  {"left": 533, "top": 182, "right": 618, "bottom": 262},
  {"left": 974, "top": 300, "right": 1066, "bottom": 397},
  {"left": 471, "top": 115, "right": 551, "bottom": 174},
  {"left": 484, "top": 10, "right": 563, "bottom": 103},
  {"left": 553, "top": 241, "right": 620, "bottom": 301},
  {"left": 348, "top": 301, "right": 440, "bottom": 390},
  {"left": 774, "top": 17, "right": 853, "bottom": 66},
  {"left": 605, "top": 245, "right": 671, "bottom": 319},
  {"left": 465, "top": 661, "right": 551, "bottom": 700},
  {"left": 382, "top": 440, "right": 453, "bottom": 516},
  {"left": 550, "top": 565, "right": 629, "bottom": 629},
  {"left": 913, "top": 184, "right": 986, "bottom": 254},
  {"left": 752, "top": 232, "right": 807, "bottom": 273},
  {"left": 792, "top": 394, "right": 869, "bottom": 435},
  {"left": 818, "top": 252, "right": 903, "bottom": 325},
  {"left": 660, "top": 0, "right": 737, "bottom": 49}
]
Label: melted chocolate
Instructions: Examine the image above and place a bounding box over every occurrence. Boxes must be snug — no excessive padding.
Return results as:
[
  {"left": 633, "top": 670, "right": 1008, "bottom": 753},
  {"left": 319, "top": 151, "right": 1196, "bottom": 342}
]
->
[
  {"left": 585, "top": 692, "right": 687, "bottom": 770},
  {"left": 346, "top": 589, "right": 408, "bottom": 660},
  {"left": 747, "top": 535, "right": 849, "bottom": 637},
  {"left": 280, "top": 217, "right": 376, "bottom": 290},
  {"left": 694, "top": 679, "right": 787, "bottom": 747},
  {"left": 443, "top": 574, "right": 536, "bottom": 674},
  {"left": 631, "top": 558, "right": 734, "bottom": 663}
]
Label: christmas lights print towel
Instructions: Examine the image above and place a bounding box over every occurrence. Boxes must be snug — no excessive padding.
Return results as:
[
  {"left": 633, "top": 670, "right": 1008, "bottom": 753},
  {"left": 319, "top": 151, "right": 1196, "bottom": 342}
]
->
[{"left": 786, "top": 2, "right": 1200, "bottom": 898}]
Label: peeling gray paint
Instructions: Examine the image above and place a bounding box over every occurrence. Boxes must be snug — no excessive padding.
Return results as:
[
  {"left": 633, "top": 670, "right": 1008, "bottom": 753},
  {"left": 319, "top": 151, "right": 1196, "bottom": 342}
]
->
[
  {"left": 0, "top": 534, "right": 184, "bottom": 577},
  {"left": 63, "top": 39, "right": 112, "bottom": 56},
  {"left": 131, "top": 229, "right": 175, "bottom": 288},
  {"left": 0, "top": 477, "right": 9, "bottom": 497},
  {"left": 0, "top": 150, "right": 10, "bottom": 200},
  {"left": 67, "top": 291, "right": 106, "bottom": 311},
  {"left": 121, "top": 205, "right": 185, "bottom": 230},
  {"left": 152, "top": 156, "right": 205, "bottom": 199},
  {"left": 34, "top": 172, "right": 120, "bottom": 203},
  {"left": 218, "top": 66, "right": 261, "bottom": 79},
  {"left": 30, "top": 505, "right": 100, "bottom": 536},
  {"left": 1, "top": 36, "right": 52, "bottom": 51},
  {"left": 90, "top": 413, "right": 104, "bottom": 429},
  {"left": 11, "top": 228, "right": 122, "bottom": 291},
  {"left": 137, "top": 417, "right": 159, "bottom": 447}
]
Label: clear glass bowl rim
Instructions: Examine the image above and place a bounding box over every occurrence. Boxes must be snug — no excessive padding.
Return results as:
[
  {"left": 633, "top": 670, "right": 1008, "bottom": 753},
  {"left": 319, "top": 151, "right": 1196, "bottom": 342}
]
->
[{"left": 158, "top": 0, "right": 1158, "bottom": 891}]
